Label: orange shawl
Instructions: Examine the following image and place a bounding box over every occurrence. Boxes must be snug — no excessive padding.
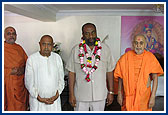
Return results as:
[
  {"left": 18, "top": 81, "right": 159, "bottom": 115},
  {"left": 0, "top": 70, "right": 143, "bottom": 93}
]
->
[{"left": 114, "top": 50, "right": 163, "bottom": 111}]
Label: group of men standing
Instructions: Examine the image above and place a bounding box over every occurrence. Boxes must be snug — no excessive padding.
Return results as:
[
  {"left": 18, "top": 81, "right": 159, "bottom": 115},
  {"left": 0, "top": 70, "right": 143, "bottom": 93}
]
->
[{"left": 4, "top": 23, "right": 163, "bottom": 111}]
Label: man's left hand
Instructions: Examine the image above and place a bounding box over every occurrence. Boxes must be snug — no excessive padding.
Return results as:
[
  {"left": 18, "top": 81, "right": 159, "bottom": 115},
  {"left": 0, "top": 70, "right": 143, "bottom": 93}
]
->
[
  {"left": 16, "top": 66, "right": 25, "bottom": 76},
  {"left": 148, "top": 96, "right": 155, "bottom": 108},
  {"left": 106, "top": 93, "right": 114, "bottom": 106},
  {"left": 47, "top": 91, "right": 59, "bottom": 103}
]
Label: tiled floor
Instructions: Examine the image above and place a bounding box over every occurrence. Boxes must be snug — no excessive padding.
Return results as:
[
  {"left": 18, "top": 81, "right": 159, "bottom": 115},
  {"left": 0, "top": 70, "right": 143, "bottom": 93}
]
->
[
  {"left": 61, "top": 94, "right": 164, "bottom": 111},
  {"left": 61, "top": 78, "right": 164, "bottom": 111},
  {"left": 153, "top": 96, "right": 164, "bottom": 111}
]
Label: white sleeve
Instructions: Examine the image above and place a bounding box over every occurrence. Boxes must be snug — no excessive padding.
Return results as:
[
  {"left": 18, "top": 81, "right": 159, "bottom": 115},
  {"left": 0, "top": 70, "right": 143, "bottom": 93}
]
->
[
  {"left": 25, "top": 57, "right": 38, "bottom": 98},
  {"left": 57, "top": 56, "right": 65, "bottom": 95},
  {"left": 106, "top": 44, "right": 116, "bottom": 72}
]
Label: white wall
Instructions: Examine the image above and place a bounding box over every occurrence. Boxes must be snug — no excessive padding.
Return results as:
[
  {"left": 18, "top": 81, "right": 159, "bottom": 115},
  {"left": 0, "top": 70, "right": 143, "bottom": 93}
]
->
[{"left": 4, "top": 13, "right": 121, "bottom": 65}]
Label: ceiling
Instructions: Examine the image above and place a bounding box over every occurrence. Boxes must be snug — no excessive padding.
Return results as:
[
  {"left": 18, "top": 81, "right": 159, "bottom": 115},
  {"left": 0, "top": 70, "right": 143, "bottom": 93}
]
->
[
  {"left": 39, "top": 4, "right": 154, "bottom": 10},
  {"left": 4, "top": 4, "right": 163, "bottom": 22}
]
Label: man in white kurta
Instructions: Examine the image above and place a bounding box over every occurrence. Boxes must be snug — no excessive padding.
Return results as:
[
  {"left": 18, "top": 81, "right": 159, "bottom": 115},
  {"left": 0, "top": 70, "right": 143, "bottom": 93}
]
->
[{"left": 25, "top": 35, "right": 64, "bottom": 111}]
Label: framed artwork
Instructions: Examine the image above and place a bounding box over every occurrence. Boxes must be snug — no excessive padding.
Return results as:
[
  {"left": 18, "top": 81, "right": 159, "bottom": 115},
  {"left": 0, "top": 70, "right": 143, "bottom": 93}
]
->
[{"left": 121, "top": 16, "right": 164, "bottom": 57}]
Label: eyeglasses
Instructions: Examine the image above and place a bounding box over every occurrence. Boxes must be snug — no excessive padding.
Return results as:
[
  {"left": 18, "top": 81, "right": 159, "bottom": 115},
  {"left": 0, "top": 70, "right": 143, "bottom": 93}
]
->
[
  {"left": 134, "top": 41, "right": 144, "bottom": 45},
  {"left": 6, "top": 32, "right": 16, "bottom": 36}
]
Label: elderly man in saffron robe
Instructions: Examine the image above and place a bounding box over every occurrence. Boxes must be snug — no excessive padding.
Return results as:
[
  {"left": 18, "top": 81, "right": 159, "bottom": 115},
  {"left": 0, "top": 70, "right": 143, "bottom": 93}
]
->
[
  {"left": 25, "top": 35, "right": 65, "bottom": 111},
  {"left": 114, "top": 34, "right": 163, "bottom": 111},
  {"left": 4, "top": 26, "right": 29, "bottom": 111}
]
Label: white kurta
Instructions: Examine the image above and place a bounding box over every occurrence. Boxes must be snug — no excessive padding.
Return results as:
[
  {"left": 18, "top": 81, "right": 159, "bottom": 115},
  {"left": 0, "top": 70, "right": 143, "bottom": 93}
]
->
[{"left": 25, "top": 52, "right": 65, "bottom": 111}]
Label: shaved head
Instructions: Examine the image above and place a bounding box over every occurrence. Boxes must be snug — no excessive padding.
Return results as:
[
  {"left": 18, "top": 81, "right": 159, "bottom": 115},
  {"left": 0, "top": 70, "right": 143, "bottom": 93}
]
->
[
  {"left": 132, "top": 34, "right": 146, "bottom": 55},
  {"left": 133, "top": 34, "right": 146, "bottom": 46},
  {"left": 4, "top": 26, "right": 17, "bottom": 44}
]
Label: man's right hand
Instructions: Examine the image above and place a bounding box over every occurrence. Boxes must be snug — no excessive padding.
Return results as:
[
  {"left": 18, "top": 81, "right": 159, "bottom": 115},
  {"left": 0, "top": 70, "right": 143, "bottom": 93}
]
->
[
  {"left": 11, "top": 67, "right": 25, "bottom": 76},
  {"left": 69, "top": 95, "right": 76, "bottom": 107},
  {"left": 117, "top": 91, "right": 123, "bottom": 106},
  {"left": 68, "top": 71, "right": 76, "bottom": 107},
  {"left": 11, "top": 67, "right": 18, "bottom": 75}
]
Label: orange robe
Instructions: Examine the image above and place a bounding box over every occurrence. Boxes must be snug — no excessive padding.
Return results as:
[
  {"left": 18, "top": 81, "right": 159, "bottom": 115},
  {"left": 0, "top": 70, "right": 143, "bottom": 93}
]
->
[
  {"left": 4, "top": 42, "right": 29, "bottom": 111},
  {"left": 114, "top": 50, "right": 163, "bottom": 111}
]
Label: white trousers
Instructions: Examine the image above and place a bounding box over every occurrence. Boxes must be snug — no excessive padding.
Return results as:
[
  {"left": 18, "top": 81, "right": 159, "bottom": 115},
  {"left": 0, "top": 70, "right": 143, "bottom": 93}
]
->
[{"left": 74, "top": 100, "right": 106, "bottom": 111}]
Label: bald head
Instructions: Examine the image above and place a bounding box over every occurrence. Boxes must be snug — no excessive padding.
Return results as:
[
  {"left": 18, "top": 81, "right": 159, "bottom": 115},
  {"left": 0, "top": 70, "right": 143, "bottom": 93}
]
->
[
  {"left": 132, "top": 34, "right": 146, "bottom": 55},
  {"left": 4, "top": 26, "right": 17, "bottom": 44},
  {"left": 39, "top": 35, "right": 54, "bottom": 57},
  {"left": 133, "top": 34, "right": 146, "bottom": 44}
]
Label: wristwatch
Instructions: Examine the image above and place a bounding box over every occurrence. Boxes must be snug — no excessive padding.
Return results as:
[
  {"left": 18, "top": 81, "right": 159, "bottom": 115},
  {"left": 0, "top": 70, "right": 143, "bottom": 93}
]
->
[{"left": 108, "top": 91, "right": 114, "bottom": 95}]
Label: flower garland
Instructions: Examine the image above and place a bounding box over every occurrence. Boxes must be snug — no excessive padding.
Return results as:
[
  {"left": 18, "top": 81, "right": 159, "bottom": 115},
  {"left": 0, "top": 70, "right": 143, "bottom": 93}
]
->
[{"left": 78, "top": 37, "right": 102, "bottom": 82}]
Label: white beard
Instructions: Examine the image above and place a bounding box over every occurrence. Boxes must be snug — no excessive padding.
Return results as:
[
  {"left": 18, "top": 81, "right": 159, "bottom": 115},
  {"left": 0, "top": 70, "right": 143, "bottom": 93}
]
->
[{"left": 135, "top": 48, "right": 144, "bottom": 55}]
